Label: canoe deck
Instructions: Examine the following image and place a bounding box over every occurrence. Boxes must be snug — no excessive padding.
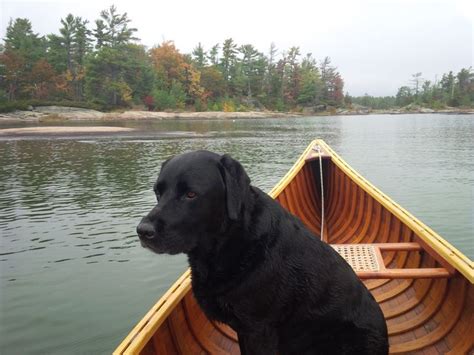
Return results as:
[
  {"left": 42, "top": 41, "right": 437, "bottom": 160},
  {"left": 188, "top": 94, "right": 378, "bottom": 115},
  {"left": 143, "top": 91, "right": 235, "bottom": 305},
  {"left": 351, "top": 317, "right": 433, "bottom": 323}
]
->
[{"left": 115, "top": 140, "right": 473, "bottom": 355}]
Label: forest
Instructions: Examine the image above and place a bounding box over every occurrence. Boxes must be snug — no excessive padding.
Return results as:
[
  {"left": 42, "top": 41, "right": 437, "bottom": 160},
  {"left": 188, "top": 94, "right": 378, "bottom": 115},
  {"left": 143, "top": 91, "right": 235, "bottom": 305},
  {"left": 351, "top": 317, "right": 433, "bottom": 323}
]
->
[
  {"left": 0, "top": 5, "right": 472, "bottom": 113},
  {"left": 350, "top": 70, "right": 474, "bottom": 110},
  {"left": 0, "top": 5, "right": 344, "bottom": 113}
]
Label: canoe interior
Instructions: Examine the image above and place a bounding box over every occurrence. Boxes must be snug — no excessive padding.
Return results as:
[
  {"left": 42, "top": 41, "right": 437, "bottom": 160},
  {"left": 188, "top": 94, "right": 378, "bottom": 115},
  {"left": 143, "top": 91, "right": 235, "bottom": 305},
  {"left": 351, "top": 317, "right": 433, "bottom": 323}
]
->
[{"left": 119, "top": 144, "right": 473, "bottom": 355}]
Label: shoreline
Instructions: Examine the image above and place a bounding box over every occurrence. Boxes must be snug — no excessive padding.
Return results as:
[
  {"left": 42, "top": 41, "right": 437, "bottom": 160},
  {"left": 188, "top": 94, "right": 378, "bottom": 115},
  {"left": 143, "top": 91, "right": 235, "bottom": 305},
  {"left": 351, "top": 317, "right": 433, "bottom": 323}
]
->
[
  {"left": 0, "top": 126, "right": 136, "bottom": 136},
  {"left": 0, "top": 105, "right": 473, "bottom": 123},
  {"left": 0, "top": 107, "right": 303, "bottom": 123}
]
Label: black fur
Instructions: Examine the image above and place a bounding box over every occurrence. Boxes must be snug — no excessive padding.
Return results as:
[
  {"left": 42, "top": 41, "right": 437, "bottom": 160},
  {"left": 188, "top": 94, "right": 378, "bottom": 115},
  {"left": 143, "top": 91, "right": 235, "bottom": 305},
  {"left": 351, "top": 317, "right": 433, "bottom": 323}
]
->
[{"left": 137, "top": 150, "right": 388, "bottom": 355}]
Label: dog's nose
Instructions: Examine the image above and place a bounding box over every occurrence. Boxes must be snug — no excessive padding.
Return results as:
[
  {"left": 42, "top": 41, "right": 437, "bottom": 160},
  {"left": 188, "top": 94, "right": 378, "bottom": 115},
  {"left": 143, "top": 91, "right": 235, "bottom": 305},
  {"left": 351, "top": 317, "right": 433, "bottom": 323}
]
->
[{"left": 137, "top": 222, "right": 155, "bottom": 240}]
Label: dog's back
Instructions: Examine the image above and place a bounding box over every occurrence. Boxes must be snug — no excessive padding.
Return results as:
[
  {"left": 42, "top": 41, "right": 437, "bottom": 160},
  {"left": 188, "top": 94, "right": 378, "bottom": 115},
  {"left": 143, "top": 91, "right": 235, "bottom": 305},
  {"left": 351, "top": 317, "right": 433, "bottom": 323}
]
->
[
  {"left": 254, "top": 187, "right": 389, "bottom": 354},
  {"left": 191, "top": 185, "right": 388, "bottom": 354}
]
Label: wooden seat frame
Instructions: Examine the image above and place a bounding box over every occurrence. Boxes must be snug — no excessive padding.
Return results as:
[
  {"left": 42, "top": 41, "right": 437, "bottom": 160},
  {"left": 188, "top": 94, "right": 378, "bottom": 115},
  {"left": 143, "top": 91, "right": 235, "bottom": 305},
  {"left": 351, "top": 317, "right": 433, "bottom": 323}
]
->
[{"left": 331, "top": 243, "right": 454, "bottom": 279}]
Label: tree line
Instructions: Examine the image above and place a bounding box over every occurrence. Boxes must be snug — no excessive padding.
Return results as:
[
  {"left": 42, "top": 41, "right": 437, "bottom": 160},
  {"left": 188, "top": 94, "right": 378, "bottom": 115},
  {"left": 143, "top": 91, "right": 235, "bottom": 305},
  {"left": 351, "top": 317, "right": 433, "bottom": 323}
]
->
[
  {"left": 350, "top": 69, "right": 473, "bottom": 110},
  {"left": 0, "top": 5, "right": 345, "bottom": 112}
]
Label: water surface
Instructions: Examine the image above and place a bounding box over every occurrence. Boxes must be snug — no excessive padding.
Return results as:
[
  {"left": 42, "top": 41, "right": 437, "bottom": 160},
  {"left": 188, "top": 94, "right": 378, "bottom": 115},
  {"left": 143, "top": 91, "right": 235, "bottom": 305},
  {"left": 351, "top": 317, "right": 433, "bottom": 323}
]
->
[{"left": 1, "top": 114, "right": 473, "bottom": 354}]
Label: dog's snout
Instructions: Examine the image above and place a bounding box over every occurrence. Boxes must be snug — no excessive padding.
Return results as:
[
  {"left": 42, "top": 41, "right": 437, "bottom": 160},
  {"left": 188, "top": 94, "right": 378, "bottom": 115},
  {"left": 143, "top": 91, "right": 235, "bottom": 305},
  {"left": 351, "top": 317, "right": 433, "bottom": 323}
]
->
[{"left": 137, "top": 221, "right": 155, "bottom": 240}]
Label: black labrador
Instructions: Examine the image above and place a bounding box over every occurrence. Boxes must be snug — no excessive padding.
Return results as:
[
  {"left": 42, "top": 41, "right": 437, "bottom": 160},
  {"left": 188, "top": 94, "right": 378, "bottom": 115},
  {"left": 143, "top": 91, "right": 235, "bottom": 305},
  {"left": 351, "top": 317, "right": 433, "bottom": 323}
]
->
[{"left": 137, "top": 150, "right": 388, "bottom": 355}]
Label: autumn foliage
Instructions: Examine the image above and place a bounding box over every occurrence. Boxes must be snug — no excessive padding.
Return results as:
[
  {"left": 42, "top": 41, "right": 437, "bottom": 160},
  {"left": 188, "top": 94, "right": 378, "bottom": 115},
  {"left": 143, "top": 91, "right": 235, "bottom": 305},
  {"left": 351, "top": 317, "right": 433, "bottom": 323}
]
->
[{"left": 0, "top": 6, "right": 349, "bottom": 112}]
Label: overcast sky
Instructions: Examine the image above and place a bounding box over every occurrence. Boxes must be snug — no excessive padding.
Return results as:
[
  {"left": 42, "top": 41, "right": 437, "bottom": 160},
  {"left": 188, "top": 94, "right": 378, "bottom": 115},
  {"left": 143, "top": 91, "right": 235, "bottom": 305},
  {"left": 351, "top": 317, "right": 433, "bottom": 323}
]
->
[{"left": 1, "top": 0, "right": 473, "bottom": 96}]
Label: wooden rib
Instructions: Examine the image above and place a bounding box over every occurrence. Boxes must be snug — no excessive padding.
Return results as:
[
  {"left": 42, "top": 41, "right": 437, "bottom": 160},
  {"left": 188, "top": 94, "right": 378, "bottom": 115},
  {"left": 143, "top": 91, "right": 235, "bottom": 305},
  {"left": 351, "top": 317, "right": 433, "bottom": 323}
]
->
[
  {"left": 365, "top": 207, "right": 391, "bottom": 245},
  {"left": 277, "top": 166, "right": 320, "bottom": 235},
  {"left": 344, "top": 196, "right": 373, "bottom": 244},
  {"left": 352, "top": 200, "right": 383, "bottom": 244},
  {"left": 140, "top": 340, "right": 156, "bottom": 355},
  {"left": 290, "top": 169, "right": 319, "bottom": 234},
  {"left": 181, "top": 294, "right": 233, "bottom": 354},
  {"left": 328, "top": 175, "right": 356, "bottom": 240},
  {"left": 305, "top": 163, "right": 323, "bottom": 231},
  {"left": 296, "top": 168, "right": 319, "bottom": 221},
  {"left": 305, "top": 162, "right": 322, "bottom": 215},
  {"left": 379, "top": 257, "right": 435, "bottom": 319},
  {"left": 211, "top": 321, "right": 238, "bottom": 342},
  {"left": 389, "top": 277, "right": 467, "bottom": 353},
  {"left": 387, "top": 278, "right": 448, "bottom": 336},
  {"left": 324, "top": 159, "right": 337, "bottom": 222},
  {"left": 374, "top": 251, "right": 433, "bottom": 304},
  {"left": 326, "top": 162, "right": 343, "bottom": 225},
  {"left": 331, "top": 181, "right": 361, "bottom": 242},
  {"left": 167, "top": 302, "right": 206, "bottom": 354},
  {"left": 444, "top": 283, "right": 474, "bottom": 354},
  {"left": 339, "top": 189, "right": 366, "bottom": 243},
  {"left": 374, "top": 275, "right": 416, "bottom": 304},
  {"left": 152, "top": 320, "right": 179, "bottom": 354}
]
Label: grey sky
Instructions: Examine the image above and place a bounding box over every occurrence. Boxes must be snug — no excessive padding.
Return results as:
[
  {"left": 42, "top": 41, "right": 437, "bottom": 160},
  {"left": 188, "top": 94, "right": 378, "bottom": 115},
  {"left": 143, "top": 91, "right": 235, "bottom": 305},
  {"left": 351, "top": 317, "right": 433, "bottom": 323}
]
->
[{"left": 1, "top": 0, "right": 473, "bottom": 96}]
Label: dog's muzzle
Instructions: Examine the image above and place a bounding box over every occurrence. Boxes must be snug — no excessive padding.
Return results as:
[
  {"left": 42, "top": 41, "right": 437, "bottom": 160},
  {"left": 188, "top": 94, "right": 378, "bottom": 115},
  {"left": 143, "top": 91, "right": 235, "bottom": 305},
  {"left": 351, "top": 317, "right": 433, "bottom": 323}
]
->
[{"left": 137, "top": 221, "right": 155, "bottom": 240}]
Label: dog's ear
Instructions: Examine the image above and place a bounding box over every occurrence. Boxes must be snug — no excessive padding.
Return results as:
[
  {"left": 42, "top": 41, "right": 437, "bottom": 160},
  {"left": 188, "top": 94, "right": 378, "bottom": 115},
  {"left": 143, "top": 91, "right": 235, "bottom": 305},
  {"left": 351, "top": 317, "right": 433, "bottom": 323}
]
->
[{"left": 219, "top": 154, "right": 250, "bottom": 221}]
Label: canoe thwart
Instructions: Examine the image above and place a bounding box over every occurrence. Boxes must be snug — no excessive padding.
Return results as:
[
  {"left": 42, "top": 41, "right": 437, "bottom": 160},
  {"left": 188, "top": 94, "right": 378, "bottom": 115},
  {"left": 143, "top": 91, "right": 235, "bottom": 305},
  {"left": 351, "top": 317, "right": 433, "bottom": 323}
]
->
[{"left": 332, "top": 243, "right": 454, "bottom": 279}]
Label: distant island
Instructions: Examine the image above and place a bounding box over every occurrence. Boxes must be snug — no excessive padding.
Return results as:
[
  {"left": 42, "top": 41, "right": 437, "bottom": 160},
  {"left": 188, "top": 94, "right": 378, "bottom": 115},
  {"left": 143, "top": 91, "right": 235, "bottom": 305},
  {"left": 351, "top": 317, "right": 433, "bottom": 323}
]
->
[{"left": 1, "top": 5, "right": 473, "bottom": 119}]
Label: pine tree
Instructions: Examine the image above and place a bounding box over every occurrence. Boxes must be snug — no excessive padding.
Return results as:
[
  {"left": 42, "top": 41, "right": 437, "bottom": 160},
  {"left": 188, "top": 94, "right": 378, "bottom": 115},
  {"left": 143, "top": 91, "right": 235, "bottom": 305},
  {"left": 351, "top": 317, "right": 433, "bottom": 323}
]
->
[
  {"left": 192, "top": 43, "right": 207, "bottom": 69},
  {"left": 220, "top": 38, "right": 238, "bottom": 94},
  {"left": 93, "top": 5, "right": 138, "bottom": 49}
]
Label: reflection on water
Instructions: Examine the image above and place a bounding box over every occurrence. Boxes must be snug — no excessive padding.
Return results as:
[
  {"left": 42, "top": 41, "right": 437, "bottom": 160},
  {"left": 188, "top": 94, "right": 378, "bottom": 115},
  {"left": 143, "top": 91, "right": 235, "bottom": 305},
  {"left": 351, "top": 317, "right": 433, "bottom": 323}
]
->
[{"left": 0, "top": 114, "right": 473, "bottom": 354}]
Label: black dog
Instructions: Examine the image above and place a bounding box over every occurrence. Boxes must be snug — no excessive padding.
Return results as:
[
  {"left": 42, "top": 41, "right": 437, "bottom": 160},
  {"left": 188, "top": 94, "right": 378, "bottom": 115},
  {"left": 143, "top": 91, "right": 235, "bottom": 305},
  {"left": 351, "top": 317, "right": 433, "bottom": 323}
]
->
[{"left": 137, "top": 150, "right": 388, "bottom": 354}]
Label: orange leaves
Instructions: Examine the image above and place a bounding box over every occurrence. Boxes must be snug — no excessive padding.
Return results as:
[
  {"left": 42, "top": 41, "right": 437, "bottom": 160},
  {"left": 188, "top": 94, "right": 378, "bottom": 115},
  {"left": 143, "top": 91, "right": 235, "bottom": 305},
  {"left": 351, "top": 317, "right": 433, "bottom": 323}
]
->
[
  {"left": 150, "top": 41, "right": 187, "bottom": 89},
  {"left": 150, "top": 41, "right": 204, "bottom": 103},
  {"left": 26, "top": 59, "right": 56, "bottom": 99}
]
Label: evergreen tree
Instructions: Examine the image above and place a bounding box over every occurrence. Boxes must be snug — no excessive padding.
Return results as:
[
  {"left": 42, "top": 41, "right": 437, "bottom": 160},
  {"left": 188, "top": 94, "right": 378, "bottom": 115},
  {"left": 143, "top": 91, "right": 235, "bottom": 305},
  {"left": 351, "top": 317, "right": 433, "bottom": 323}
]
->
[
  {"left": 239, "top": 44, "right": 265, "bottom": 99},
  {"left": 4, "top": 18, "right": 46, "bottom": 62},
  {"left": 1, "top": 18, "right": 46, "bottom": 100},
  {"left": 282, "top": 46, "right": 301, "bottom": 105},
  {"left": 93, "top": 5, "right": 138, "bottom": 49},
  {"left": 396, "top": 86, "right": 412, "bottom": 106},
  {"left": 297, "top": 53, "right": 322, "bottom": 105},
  {"left": 319, "top": 56, "right": 344, "bottom": 106},
  {"left": 192, "top": 43, "right": 207, "bottom": 69},
  {"left": 220, "top": 38, "right": 238, "bottom": 94},
  {"left": 208, "top": 44, "right": 220, "bottom": 66},
  {"left": 85, "top": 44, "right": 153, "bottom": 107}
]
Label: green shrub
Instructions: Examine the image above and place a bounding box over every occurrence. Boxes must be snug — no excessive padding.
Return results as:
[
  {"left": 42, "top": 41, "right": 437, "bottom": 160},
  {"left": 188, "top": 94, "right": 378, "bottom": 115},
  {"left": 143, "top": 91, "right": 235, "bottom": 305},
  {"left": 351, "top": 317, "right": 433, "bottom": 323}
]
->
[
  {"left": 0, "top": 101, "right": 30, "bottom": 113},
  {"left": 194, "top": 98, "right": 206, "bottom": 112},
  {"left": 208, "top": 101, "right": 222, "bottom": 111},
  {"left": 153, "top": 89, "right": 176, "bottom": 110},
  {"left": 275, "top": 98, "right": 286, "bottom": 112}
]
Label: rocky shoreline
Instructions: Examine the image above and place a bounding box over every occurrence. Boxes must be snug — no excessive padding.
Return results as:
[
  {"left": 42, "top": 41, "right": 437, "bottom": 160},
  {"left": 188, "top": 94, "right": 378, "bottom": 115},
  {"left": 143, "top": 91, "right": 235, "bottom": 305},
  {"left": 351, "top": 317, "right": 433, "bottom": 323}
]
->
[
  {"left": 0, "top": 105, "right": 473, "bottom": 123},
  {"left": 0, "top": 106, "right": 303, "bottom": 122}
]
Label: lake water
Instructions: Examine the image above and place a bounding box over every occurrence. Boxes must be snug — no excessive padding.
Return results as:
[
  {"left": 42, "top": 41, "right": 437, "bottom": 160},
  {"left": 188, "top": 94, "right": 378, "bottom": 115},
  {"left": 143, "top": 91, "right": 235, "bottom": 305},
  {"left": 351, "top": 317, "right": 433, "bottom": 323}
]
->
[{"left": 1, "top": 114, "right": 473, "bottom": 354}]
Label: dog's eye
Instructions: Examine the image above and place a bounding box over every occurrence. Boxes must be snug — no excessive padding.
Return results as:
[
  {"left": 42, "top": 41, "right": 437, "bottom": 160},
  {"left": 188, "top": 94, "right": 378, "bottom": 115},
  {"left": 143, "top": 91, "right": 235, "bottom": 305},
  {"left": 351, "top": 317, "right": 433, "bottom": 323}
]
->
[{"left": 186, "top": 191, "right": 197, "bottom": 199}]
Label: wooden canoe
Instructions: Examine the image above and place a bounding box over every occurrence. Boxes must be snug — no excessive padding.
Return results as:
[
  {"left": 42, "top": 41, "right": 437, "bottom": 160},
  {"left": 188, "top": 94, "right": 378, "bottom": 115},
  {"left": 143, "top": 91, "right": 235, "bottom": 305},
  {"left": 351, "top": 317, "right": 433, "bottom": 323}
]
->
[{"left": 115, "top": 139, "right": 474, "bottom": 354}]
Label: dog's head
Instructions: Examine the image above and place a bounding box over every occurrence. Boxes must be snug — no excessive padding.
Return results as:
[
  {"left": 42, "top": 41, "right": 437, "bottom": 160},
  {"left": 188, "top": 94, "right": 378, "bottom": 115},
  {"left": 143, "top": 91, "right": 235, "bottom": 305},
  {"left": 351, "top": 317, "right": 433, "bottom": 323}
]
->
[{"left": 137, "top": 150, "right": 250, "bottom": 255}]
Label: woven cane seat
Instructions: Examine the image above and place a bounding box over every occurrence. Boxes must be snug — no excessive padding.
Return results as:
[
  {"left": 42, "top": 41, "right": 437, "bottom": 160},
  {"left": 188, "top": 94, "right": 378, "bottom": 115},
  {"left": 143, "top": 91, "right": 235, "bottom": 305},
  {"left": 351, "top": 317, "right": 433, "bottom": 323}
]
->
[{"left": 332, "top": 244, "right": 380, "bottom": 272}]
